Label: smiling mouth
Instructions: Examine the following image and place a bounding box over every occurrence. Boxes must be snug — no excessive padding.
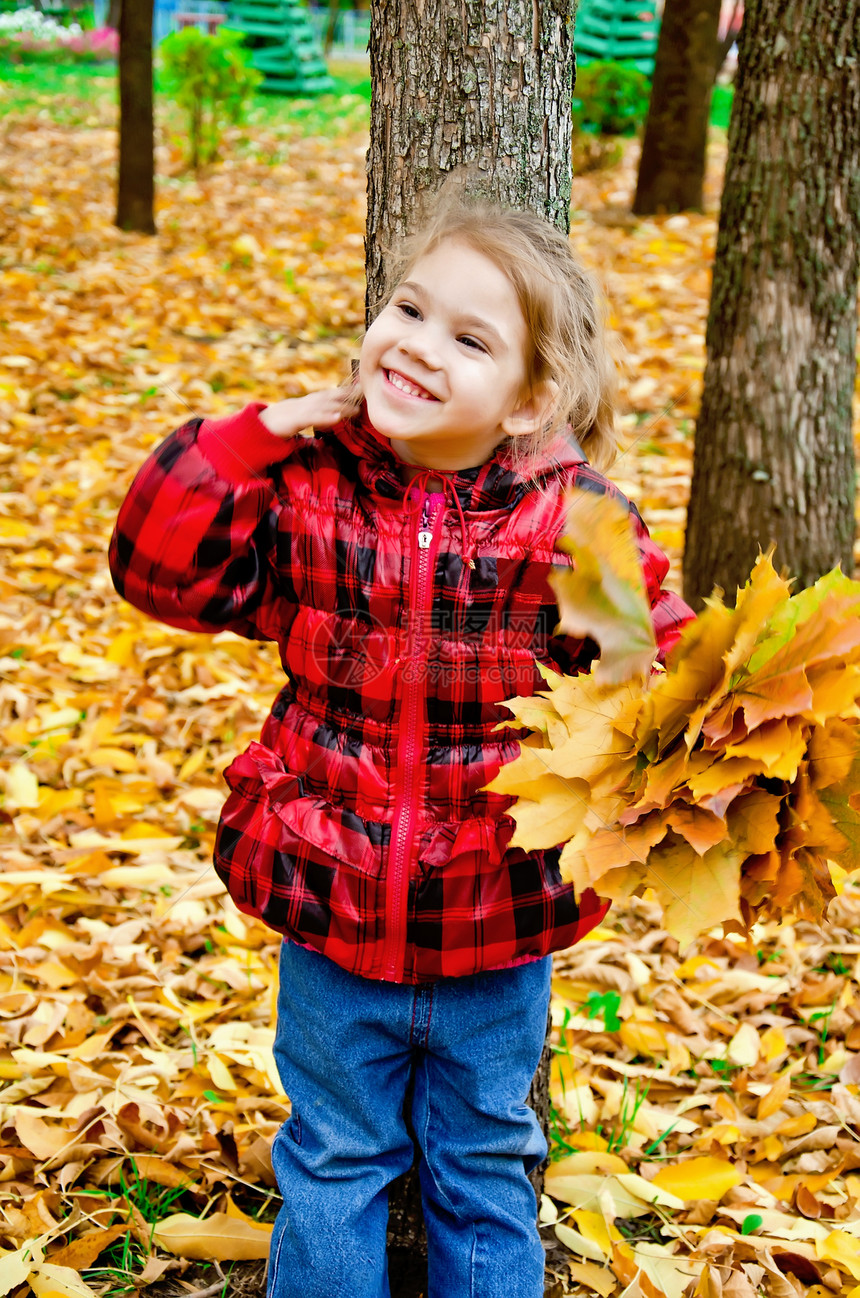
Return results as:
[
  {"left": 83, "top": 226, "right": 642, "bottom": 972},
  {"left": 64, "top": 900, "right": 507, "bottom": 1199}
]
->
[{"left": 385, "top": 370, "right": 438, "bottom": 401}]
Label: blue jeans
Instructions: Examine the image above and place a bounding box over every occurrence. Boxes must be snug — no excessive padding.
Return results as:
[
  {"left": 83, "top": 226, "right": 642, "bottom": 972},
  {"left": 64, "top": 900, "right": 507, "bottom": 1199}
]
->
[{"left": 268, "top": 940, "right": 552, "bottom": 1298}]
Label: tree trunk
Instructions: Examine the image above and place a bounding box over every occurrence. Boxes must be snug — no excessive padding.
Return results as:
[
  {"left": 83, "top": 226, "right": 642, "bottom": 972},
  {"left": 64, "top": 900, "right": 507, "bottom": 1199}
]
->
[
  {"left": 632, "top": 0, "right": 722, "bottom": 215},
  {"left": 365, "top": 0, "right": 573, "bottom": 317},
  {"left": 683, "top": 0, "right": 859, "bottom": 606},
  {"left": 116, "top": 0, "right": 156, "bottom": 235},
  {"left": 367, "top": 2, "right": 573, "bottom": 1289},
  {"left": 324, "top": 0, "right": 339, "bottom": 55}
]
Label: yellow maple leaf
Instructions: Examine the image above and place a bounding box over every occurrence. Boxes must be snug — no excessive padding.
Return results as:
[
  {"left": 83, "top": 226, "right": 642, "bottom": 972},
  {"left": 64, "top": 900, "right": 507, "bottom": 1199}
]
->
[
  {"left": 618, "top": 1019, "right": 668, "bottom": 1055},
  {"left": 683, "top": 552, "right": 793, "bottom": 752},
  {"left": 559, "top": 816, "right": 666, "bottom": 892},
  {"left": 816, "top": 747, "right": 860, "bottom": 871},
  {"left": 664, "top": 803, "right": 727, "bottom": 855},
  {"left": 637, "top": 606, "right": 736, "bottom": 759},
  {"left": 684, "top": 755, "right": 760, "bottom": 801},
  {"left": 723, "top": 716, "right": 808, "bottom": 781},
  {"left": 493, "top": 691, "right": 568, "bottom": 743},
  {"left": 805, "top": 662, "right": 860, "bottom": 724},
  {"left": 5, "top": 761, "right": 40, "bottom": 810},
  {"left": 808, "top": 718, "right": 860, "bottom": 790},
  {"left": 645, "top": 836, "right": 743, "bottom": 948},
  {"left": 734, "top": 591, "right": 860, "bottom": 731},
  {"left": 727, "top": 788, "right": 783, "bottom": 856},
  {"left": 634, "top": 743, "right": 691, "bottom": 812},
  {"left": 484, "top": 743, "right": 560, "bottom": 801},
  {"left": 505, "top": 774, "right": 593, "bottom": 852}
]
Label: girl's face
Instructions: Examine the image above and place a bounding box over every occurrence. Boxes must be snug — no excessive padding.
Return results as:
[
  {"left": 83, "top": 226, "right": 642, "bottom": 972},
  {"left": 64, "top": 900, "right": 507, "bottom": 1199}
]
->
[{"left": 359, "top": 239, "right": 540, "bottom": 473}]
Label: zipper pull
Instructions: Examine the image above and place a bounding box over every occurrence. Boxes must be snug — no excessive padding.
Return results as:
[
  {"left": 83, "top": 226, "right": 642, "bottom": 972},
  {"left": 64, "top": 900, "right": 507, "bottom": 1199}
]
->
[{"left": 418, "top": 496, "right": 433, "bottom": 549}]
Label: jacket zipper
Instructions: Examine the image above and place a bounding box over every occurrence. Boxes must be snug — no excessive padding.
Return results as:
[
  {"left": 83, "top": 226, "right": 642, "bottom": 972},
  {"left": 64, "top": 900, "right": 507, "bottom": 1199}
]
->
[{"left": 382, "top": 493, "right": 441, "bottom": 981}]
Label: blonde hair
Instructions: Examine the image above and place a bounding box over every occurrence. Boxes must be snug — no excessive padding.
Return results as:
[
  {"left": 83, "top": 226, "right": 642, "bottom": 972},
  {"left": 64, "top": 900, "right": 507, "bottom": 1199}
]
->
[{"left": 375, "top": 190, "right": 619, "bottom": 474}]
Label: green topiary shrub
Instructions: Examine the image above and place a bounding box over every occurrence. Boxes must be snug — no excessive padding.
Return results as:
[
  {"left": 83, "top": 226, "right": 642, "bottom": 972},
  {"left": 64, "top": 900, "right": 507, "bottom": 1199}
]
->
[
  {"left": 572, "top": 60, "right": 651, "bottom": 136},
  {"left": 160, "top": 26, "right": 262, "bottom": 171}
]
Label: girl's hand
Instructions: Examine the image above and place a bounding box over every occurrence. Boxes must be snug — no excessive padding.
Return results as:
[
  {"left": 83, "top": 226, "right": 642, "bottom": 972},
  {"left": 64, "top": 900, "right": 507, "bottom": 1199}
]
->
[{"left": 259, "top": 388, "right": 352, "bottom": 439}]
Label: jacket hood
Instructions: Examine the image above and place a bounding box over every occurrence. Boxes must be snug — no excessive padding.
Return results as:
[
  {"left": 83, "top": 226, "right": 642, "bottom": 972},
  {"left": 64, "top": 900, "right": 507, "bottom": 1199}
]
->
[{"left": 324, "top": 402, "right": 587, "bottom": 513}]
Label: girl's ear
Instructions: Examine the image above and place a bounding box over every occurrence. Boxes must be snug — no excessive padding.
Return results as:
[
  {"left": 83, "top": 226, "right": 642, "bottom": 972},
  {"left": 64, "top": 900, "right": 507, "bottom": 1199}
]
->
[{"left": 501, "top": 380, "right": 559, "bottom": 440}]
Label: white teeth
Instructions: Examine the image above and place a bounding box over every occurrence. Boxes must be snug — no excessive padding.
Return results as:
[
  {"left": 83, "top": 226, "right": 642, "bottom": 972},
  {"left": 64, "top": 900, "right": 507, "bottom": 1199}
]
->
[{"left": 387, "top": 371, "right": 431, "bottom": 399}]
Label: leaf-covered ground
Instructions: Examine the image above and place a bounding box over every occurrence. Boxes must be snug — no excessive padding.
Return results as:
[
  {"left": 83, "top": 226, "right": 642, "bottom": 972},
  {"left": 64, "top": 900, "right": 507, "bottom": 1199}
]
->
[{"left": 1, "top": 73, "right": 860, "bottom": 1298}]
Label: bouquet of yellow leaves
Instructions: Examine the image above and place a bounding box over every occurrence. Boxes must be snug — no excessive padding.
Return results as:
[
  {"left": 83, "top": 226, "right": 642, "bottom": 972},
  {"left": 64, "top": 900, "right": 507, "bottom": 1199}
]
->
[{"left": 486, "top": 488, "right": 860, "bottom": 947}]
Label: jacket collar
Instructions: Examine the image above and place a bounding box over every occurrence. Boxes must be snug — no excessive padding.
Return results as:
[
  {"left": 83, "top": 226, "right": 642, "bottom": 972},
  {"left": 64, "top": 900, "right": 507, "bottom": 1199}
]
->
[{"left": 324, "top": 402, "right": 587, "bottom": 511}]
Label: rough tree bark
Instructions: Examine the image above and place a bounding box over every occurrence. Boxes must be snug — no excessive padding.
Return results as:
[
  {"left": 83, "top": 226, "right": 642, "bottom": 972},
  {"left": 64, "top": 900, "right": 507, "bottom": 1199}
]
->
[
  {"left": 365, "top": 0, "right": 573, "bottom": 317},
  {"left": 683, "top": 0, "right": 859, "bottom": 606},
  {"left": 366, "top": 1, "right": 574, "bottom": 1289},
  {"left": 115, "top": 0, "right": 156, "bottom": 235},
  {"left": 633, "top": 0, "right": 722, "bottom": 214}
]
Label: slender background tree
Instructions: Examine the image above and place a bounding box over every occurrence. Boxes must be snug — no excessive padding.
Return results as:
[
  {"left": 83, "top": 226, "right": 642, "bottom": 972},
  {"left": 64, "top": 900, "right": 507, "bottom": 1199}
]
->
[
  {"left": 633, "top": 0, "right": 722, "bottom": 215},
  {"left": 683, "top": 0, "right": 859, "bottom": 605},
  {"left": 366, "top": 1, "right": 574, "bottom": 1288},
  {"left": 116, "top": 0, "right": 156, "bottom": 235}
]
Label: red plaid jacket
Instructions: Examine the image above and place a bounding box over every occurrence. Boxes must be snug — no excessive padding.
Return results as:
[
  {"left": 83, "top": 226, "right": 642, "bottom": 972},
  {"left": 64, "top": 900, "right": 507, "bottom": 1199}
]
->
[{"left": 109, "top": 403, "right": 693, "bottom": 983}]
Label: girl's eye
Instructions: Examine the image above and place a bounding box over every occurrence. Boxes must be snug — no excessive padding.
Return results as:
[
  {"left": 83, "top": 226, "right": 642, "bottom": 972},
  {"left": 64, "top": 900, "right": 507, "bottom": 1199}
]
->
[
  {"left": 397, "top": 302, "right": 421, "bottom": 319},
  {"left": 459, "top": 335, "right": 487, "bottom": 353}
]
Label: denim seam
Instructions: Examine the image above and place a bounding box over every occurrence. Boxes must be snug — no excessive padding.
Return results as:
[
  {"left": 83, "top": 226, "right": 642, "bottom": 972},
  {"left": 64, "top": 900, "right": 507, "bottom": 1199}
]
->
[
  {"left": 266, "top": 1165, "right": 289, "bottom": 1297},
  {"left": 422, "top": 985, "right": 435, "bottom": 1049},
  {"left": 409, "top": 991, "right": 418, "bottom": 1045},
  {"left": 419, "top": 1051, "right": 457, "bottom": 1217}
]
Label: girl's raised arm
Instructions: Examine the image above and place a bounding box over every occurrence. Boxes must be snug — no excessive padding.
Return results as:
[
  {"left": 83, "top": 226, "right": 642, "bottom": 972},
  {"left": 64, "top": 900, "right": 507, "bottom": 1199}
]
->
[{"left": 108, "top": 402, "right": 315, "bottom": 642}]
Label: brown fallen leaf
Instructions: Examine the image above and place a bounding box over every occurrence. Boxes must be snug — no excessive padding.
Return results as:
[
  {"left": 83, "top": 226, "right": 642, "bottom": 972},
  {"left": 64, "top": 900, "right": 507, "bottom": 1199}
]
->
[
  {"left": 566, "top": 1259, "right": 618, "bottom": 1296},
  {"left": 47, "top": 1224, "right": 130, "bottom": 1271},
  {"left": 101, "top": 1155, "right": 194, "bottom": 1190},
  {"left": 152, "top": 1211, "right": 272, "bottom": 1261},
  {"left": 756, "top": 1250, "right": 803, "bottom": 1298},
  {"left": 838, "top": 1053, "right": 860, "bottom": 1084},
  {"left": 135, "top": 1255, "right": 177, "bottom": 1286},
  {"left": 693, "top": 1263, "right": 723, "bottom": 1298},
  {"left": 793, "top": 1185, "right": 823, "bottom": 1219},
  {"left": 720, "top": 1267, "right": 758, "bottom": 1298},
  {"left": 771, "top": 1251, "right": 828, "bottom": 1284},
  {"left": 757, "top": 1072, "right": 792, "bottom": 1121},
  {"left": 683, "top": 1199, "right": 719, "bottom": 1226}
]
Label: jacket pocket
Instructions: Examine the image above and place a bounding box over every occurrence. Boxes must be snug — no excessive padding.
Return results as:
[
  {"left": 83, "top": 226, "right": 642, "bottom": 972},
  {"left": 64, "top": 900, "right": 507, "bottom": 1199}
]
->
[
  {"left": 416, "top": 815, "right": 514, "bottom": 876},
  {"left": 214, "top": 741, "right": 388, "bottom": 945},
  {"left": 409, "top": 816, "right": 523, "bottom": 969}
]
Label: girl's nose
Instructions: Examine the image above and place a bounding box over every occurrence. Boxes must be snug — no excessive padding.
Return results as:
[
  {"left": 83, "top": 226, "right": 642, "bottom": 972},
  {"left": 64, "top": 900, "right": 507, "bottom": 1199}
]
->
[{"left": 398, "top": 323, "right": 441, "bottom": 368}]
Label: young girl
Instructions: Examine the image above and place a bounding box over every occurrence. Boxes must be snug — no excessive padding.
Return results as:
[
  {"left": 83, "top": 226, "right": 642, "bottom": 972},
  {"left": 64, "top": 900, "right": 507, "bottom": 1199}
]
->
[{"left": 110, "top": 194, "right": 692, "bottom": 1298}]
